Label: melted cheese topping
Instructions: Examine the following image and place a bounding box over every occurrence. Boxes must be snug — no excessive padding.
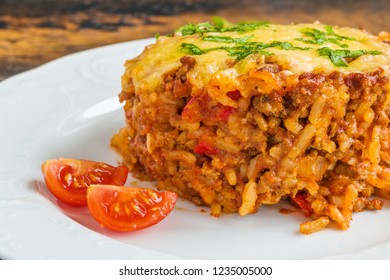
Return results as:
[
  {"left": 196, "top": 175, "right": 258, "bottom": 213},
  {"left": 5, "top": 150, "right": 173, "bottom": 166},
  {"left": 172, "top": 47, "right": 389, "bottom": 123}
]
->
[{"left": 126, "top": 22, "right": 390, "bottom": 92}]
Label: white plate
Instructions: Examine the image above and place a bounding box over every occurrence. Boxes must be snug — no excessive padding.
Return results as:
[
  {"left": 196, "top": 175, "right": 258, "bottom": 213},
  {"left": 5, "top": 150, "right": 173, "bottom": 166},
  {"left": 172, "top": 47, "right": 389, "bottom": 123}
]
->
[{"left": 1, "top": 39, "right": 390, "bottom": 260}]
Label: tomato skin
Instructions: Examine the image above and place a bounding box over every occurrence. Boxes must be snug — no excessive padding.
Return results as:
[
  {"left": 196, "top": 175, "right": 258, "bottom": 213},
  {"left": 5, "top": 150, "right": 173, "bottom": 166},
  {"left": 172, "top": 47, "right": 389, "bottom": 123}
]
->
[
  {"left": 291, "top": 193, "right": 313, "bottom": 217},
  {"left": 87, "top": 185, "right": 178, "bottom": 232},
  {"left": 41, "top": 158, "right": 128, "bottom": 206}
]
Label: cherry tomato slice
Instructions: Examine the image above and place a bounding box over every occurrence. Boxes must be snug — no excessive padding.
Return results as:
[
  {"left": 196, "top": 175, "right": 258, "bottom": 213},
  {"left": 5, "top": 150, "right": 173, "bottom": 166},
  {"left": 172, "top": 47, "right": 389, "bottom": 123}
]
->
[
  {"left": 41, "top": 158, "right": 128, "bottom": 206},
  {"left": 87, "top": 185, "right": 178, "bottom": 232}
]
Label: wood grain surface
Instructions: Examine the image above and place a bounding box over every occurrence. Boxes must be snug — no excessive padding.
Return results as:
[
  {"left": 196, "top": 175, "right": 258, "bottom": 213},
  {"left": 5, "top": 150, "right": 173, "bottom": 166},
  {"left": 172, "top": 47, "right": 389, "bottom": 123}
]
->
[{"left": 1, "top": 0, "right": 389, "bottom": 81}]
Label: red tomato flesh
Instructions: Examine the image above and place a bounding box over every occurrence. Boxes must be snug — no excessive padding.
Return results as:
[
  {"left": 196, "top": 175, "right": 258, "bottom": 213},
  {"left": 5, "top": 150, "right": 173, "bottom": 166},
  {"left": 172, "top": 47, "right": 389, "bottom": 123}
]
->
[
  {"left": 87, "top": 185, "right": 178, "bottom": 232},
  {"left": 41, "top": 158, "right": 128, "bottom": 206},
  {"left": 291, "top": 192, "right": 313, "bottom": 217},
  {"left": 193, "top": 140, "right": 218, "bottom": 155},
  {"left": 182, "top": 95, "right": 235, "bottom": 123}
]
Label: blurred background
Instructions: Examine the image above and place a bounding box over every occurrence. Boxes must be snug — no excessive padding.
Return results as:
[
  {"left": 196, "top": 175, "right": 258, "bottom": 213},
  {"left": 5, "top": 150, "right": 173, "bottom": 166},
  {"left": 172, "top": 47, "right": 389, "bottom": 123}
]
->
[{"left": 1, "top": 0, "right": 389, "bottom": 81}]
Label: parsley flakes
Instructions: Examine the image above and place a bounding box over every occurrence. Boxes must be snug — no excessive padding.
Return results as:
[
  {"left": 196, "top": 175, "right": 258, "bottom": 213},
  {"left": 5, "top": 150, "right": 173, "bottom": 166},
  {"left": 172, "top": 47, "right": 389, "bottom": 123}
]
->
[
  {"left": 296, "top": 26, "right": 357, "bottom": 48},
  {"left": 318, "top": 47, "right": 382, "bottom": 67},
  {"left": 181, "top": 38, "right": 310, "bottom": 60},
  {"left": 176, "top": 16, "right": 268, "bottom": 35},
  {"left": 175, "top": 19, "right": 383, "bottom": 67}
]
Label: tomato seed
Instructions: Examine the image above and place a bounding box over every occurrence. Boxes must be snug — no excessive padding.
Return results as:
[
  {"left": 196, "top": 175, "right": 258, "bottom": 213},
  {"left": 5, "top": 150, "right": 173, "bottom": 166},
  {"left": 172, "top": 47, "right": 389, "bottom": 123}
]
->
[
  {"left": 124, "top": 204, "right": 131, "bottom": 215},
  {"left": 114, "top": 203, "right": 120, "bottom": 213}
]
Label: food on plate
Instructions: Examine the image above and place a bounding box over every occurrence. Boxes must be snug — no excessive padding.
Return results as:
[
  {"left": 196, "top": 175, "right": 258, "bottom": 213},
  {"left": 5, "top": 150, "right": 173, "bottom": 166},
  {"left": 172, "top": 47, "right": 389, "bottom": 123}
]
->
[
  {"left": 41, "top": 158, "right": 128, "bottom": 206},
  {"left": 111, "top": 17, "right": 390, "bottom": 233},
  {"left": 87, "top": 184, "right": 178, "bottom": 231}
]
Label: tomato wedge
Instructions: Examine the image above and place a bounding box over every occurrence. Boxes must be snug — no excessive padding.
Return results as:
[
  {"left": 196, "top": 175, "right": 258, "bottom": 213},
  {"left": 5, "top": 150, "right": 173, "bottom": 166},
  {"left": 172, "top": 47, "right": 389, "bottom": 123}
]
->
[
  {"left": 87, "top": 185, "right": 178, "bottom": 232},
  {"left": 41, "top": 158, "right": 128, "bottom": 206}
]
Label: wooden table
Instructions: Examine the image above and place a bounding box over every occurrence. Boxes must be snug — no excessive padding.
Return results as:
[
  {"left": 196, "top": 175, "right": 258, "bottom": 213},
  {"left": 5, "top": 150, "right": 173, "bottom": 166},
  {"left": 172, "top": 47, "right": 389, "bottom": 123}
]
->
[{"left": 1, "top": 0, "right": 389, "bottom": 82}]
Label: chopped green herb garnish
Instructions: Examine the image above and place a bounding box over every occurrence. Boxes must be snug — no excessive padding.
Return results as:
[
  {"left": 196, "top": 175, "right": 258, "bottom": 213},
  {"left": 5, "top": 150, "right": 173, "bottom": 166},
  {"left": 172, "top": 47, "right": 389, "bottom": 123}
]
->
[
  {"left": 202, "top": 35, "right": 311, "bottom": 51},
  {"left": 178, "top": 20, "right": 382, "bottom": 67},
  {"left": 212, "top": 16, "right": 227, "bottom": 30},
  {"left": 267, "top": 41, "right": 311, "bottom": 51},
  {"left": 324, "top": 25, "right": 356, "bottom": 41},
  {"left": 202, "top": 34, "right": 255, "bottom": 43},
  {"left": 221, "top": 45, "right": 273, "bottom": 60},
  {"left": 178, "top": 22, "right": 214, "bottom": 36},
  {"left": 318, "top": 47, "right": 382, "bottom": 67},
  {"left": 181, "top": 43, "right": 208, "bottom": 55},
  {"left": 230, "top": 21, "right": 270, "bottom": 33},
  {"left": 181, "top": 42, "right": 272, "bottom": 60},
  {"left": 176, "top": 16, "right": 268, "bottom": 35},
  {"left": 181, "top": 40, "right": 310, "bottom": 60},
  {"left": 297, "top": 26, "right": 357, "bottom": 48}
]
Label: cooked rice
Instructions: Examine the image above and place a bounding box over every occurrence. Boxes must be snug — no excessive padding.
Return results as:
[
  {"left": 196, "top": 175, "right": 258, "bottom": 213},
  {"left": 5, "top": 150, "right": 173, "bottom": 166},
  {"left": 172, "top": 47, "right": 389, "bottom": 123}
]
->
[{"left": 111, "top": 20, "right": 390, "bottom": 233}]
